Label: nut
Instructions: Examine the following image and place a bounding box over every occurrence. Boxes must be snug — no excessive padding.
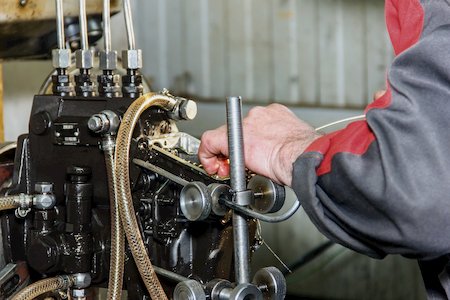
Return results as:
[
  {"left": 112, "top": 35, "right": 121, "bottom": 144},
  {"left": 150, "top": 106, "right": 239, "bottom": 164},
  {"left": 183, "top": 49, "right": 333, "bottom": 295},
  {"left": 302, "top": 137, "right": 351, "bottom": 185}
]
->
[
  {"left": 179, "top": 99, "right": 197, "bottom": 120},
  {"left": 75, "top": 49, "right": 94, "bottom": 69},
  {"left": 72, "top": 273, "right": 91, "bottom": 289},
  {"left": 72, "top": 289, "right": 86, "bottom": 298},
  {"left": 99, "top": 50, "right": 117, "bottom": 70},
  {"left": 122, "top": 49, "right": 142, "bottom": 69},
  {"left": 52, "top": 49, "right": 71, "bottom": 68},
  {"left": 33, "top": 194, "right": 56, "bottom": 210},
  {"left": 35, "top": 182, "right": 53, "bottom": 194}
]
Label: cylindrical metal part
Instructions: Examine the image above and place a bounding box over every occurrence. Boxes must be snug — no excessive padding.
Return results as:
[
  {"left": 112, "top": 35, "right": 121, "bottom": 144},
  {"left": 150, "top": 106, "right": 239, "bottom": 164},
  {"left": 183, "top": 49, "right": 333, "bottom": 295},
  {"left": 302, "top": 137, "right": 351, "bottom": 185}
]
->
[
  {"left": 103, "top": 0, "right": 112, "bottom": 52},
  {"left": 153, "top": 266, "right": 189, "bottom": 283},
  {"left": 226, "top": 96, "right": 250, "bottom": 284},
  {"left": 79, "top": 0, "right": 88, "bottom": 50},
  {"left": 55, "top": 0, "right": 65, "bottom": 49},
  {"left": 123, "top": 0, "right": 136, "bottom": 50}
]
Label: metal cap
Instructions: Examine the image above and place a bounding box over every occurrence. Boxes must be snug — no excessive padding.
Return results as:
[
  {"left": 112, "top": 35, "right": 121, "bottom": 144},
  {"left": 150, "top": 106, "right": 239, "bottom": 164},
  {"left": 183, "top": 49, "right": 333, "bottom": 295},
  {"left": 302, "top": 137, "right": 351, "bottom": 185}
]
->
[
  {"left": 180, "top": 182, "right": 212, "bottom": 221},
  {"left": 174, "top": 280, "right": 206, "bottom": 300}
]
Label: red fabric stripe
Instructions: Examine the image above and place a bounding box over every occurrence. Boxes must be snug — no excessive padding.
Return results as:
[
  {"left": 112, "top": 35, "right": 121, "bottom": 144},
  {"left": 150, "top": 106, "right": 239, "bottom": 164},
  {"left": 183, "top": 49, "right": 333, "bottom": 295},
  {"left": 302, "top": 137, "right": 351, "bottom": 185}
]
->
[
  {"left": 307, "top": 121, "right": 376, "bottom": 176},
  {"left": 385, "top": 0, "right": 425, "bottom": 55},
  {"left": 306, "top": 0, "right": 424, "bottom": 176}
]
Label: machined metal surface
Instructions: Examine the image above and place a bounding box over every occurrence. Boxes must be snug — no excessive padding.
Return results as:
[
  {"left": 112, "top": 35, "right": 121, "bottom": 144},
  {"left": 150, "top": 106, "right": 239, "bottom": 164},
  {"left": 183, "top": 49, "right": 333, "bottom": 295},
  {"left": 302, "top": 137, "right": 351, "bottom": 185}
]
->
[
  {"left": 55, "top": 0, "right": 65, "bottom": 50},
  {"left": 230, "top": 283, "right": 263, "bottom": 300},
  {"left": 252, "top": 267, "right": 286, "bottom": 300},
  {"left": 75, "top": 50, "right": 94, "bottom": 69},
  {"left": 248, "top": 175, "right": 286, "bottom": 214},
  {"left": 208, "top": 183, "right": 230, "bottom": 216},
  {"left": 122, "top": 49, "right": 143, "bottom": 70},
  {"left": 123, "top": 0, "right": 136, "bottom": 50},
  {"left": 174, "top": 280, "right": 206, "bottom": 300},
  {"left": 52, "top": 49, "right": 71, "bottom": 69},
  {"left": 226, "top": 96, "right": 250, "bottom": 284},
  {"left": 180, "top": 181, "right": 212, "bottom": 221}
]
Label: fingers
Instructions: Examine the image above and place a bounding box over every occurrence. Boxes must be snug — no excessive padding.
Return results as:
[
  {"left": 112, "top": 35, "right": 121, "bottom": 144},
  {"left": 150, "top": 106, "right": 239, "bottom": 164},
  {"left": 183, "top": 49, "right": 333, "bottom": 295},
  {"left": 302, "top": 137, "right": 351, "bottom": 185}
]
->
[{"left": 198, "top": 125, "right": 229, "bottom": 175}]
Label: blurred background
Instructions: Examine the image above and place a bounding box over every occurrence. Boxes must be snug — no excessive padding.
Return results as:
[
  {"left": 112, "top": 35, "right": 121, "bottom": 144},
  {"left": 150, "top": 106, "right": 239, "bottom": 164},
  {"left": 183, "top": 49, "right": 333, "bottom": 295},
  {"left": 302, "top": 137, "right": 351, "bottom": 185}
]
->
[{"left": 1, "top": 0, "right": 425, "bottom": 299}]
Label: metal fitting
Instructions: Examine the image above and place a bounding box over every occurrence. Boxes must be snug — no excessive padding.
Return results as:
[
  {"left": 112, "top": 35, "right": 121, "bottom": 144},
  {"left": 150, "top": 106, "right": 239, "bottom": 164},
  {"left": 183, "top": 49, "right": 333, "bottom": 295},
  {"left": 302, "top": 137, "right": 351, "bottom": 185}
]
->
[
  {"left": 180, "top": 182, "right": 212, "bottom": 221},
  {"left": 174, "top": 280, "right": 206, "bottom": 300},
  {"left": 75, "top": 49, "right": 94, "bottom": 69},
  {"left": 72, "top": 289, "right": 87, "bottom": 299},
  {"left": 230, "top": 283, "right": 263, "bottom": 300},
  {"left": 88, "top": 110, "right": 120, "bottom": 135},
  {"left": 99, "top": 50, "right": 118, "bottom": 70},
  {"left": 179, "top": 99, "right": 197, "bottom": 120},
  {"left": 52, "top": 49, "right": 71, "bottom": 69},
  {"left": 71, "top": 273, "right": 91, "bottom": 289},
  {"left": 33, "top": 182, "right": 56, "bottom": 210},
  {"left": 122, "top": 49, "right": 143, "bottom": 69}
]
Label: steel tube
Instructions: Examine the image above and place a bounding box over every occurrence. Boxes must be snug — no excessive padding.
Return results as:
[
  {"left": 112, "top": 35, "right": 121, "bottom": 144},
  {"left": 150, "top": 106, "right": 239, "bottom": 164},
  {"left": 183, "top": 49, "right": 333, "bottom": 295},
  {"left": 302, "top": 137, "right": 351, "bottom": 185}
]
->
[
  {"left": 79, "top": 0, "right": 88, "bottom": 50},
  {"left": 103, "top": 0, "right": 112, "bottom": 52},
  {"left": 55, "top": 0, "right": 65, "bottom": 49},
  {"left": 153, "top": 266, "right": 189, "bottom": 283},
  {"left": 226, "top": 96, "right": 250, "bottom": 284},
  {"left": 123, "top": 0, "right": 136, "bottom": 50}
]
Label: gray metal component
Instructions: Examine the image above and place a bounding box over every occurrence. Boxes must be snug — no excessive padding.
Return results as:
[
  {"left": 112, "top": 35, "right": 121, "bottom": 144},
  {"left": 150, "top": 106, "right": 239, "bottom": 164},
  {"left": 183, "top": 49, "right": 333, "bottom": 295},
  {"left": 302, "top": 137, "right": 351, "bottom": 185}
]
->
[
  {"left": 71, "top": 273, "right": 91, "bottom": 289},
  {"left": 88, "top": 110, "right": 120, "bottom": 135},
  {"left": 133, "top": 159, "right": 189, "bottom": 187},
  {"left": 153, "top": 266, "right": 189, "bottom": 283},
  {"left": 55, "top": 0, "right": 65, "bottom": 50},
  {"left": 52, "top": 49, "right": 71, "bottom": 69},
  {"left": 78, "top": 0, "right": 88, "bottom": 50},
  {"left": 226, "top": 96, "right": 250, "bottom": 284},
  {"left": 206, "top": 279, "right": 232, "bottom": 300},
  {"left": 75, "top": 50, "right": 94, "bottom": 69},
  {"left": 208, "top": 183, "right": 230, "bottom": 216},
  {"left": 180, "top": 182, "right": 212, "bottom": 221},
  {"left": 102, "top": 0, "right": 112, "bottom": 52},
  {"left": 123, "top": 0, "right": 136, "bottom": 50},
  {"left": 221, "top": 198, "right": 300, "bottom": 223},
  {"left": 179, "top": 99, "right": 198, "bottom": 120},
  {"left": 72, "top": 288, "right": 87, "bottom": 299},
  {"left": 229, "top": 283, "right": 263, "bottom": 300},
  {"left": 248, "top": 175, "right": 286, "bottom": 214},
  {"left": 252, "top": 267, "right": 286, "bottom": 300},
  {"left": 0, "top": 263, "right": 17, "bottom": 287},
  {"left": 99, "top": 50, "right": 118, "bottom": 71},
  {"left": 122, "top": 49, "right": 142, "bottom": 70},
  {"left": 174, "top": 280, "right": 206, "bottom": 300},
  {"left": 33, "top": 182, "right": 56, "bottom": 210}
]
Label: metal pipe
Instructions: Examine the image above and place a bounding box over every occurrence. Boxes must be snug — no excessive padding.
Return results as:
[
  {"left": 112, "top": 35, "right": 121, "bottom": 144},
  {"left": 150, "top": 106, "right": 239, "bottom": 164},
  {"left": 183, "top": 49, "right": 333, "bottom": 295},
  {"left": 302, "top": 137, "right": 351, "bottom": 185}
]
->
[
  {"left": 103, "top": 0, "right": 112, "bottom": 52},
  {"left": 123, "top": 0, "right": 136, "bottom": 50},
  {"left": 226, "top": 96, "right": 250, "bottom": 284},
  {"left": 55, "top": 0, "right": 65, "bottom": 49},
  {"left": 79, "top": 0, "right": 89, "bottom": 50},
  {"left": 153, "top": 266, "right": 189, "bottom": 283}
]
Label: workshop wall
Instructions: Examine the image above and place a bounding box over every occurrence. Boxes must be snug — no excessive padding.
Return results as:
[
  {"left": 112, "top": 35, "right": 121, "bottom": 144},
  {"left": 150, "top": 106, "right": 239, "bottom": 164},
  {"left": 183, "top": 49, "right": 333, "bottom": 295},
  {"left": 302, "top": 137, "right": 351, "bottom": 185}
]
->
[{"left": 135, "top": 0, "right": 394, "bottom": 108}]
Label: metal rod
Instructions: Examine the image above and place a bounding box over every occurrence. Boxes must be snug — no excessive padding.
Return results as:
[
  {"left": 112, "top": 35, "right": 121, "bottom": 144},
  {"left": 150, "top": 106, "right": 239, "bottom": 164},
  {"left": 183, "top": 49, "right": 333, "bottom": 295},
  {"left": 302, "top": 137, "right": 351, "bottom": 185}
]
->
[
  {"left": 79, "top": 0, "right": 89, "bottom": 50},
  {"left": 153, "top": 266, "right": 189, "bottom": 283},
  {"left": 103, "top": 0, "right": 112, "bottom": 52},
  {"left": 55, "top": 0, "right": 65, "bottom": 49},
  {"left": 123, "top": 0, "right": 136, "bottom": 50},
  {"left": 133, "top": 159, "right": 189, "bottom": 187},
  {"left": 226, "top": 96, "right": 250, "bottom": 284}
]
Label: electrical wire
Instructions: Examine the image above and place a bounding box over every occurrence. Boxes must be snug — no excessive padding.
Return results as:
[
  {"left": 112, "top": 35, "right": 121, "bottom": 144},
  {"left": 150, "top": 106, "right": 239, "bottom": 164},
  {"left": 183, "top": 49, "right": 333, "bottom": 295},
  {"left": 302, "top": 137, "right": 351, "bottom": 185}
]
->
[{"left": 315, "top": 114, "right": 366, "bottom": 132}]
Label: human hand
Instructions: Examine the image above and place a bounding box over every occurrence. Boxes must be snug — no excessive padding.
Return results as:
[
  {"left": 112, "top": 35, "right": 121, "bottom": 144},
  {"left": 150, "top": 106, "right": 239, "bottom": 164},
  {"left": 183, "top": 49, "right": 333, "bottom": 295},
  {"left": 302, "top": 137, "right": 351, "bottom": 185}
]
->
[{"left": 198, "top": 103, "right": 322, "bottom": 186}]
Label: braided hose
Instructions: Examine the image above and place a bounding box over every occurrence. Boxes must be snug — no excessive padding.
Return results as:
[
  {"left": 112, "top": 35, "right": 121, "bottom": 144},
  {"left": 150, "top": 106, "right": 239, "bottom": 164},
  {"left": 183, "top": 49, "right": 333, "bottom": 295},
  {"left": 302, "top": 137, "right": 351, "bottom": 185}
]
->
[
  {"left": 115, "top": 92, "right": 177, "bottom": 300},
  {"left": 104, "top": 149, "right": 125, "bottom": 300},
  {"left": 11, "top": 276, "right": 72, "bottom": 300},
  {"left": 0, "top": 195, "right": 20, "bottom": 211}
]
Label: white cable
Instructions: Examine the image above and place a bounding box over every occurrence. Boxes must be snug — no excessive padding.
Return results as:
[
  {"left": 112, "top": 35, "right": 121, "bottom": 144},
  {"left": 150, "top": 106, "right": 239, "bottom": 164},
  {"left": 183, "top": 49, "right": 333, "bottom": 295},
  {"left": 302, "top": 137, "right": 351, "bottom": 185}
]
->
[{"left": 315, "top": 114, "right": 366, "bottom": 132}]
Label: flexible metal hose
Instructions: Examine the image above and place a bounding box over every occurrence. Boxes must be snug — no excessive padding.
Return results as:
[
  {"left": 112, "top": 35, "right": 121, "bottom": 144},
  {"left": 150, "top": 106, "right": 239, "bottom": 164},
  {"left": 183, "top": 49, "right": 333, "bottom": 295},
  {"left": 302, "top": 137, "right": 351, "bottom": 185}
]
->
[
  {"left": 115, "top": 92, "right": 177, "bottom": 300},
  {"left": 0, "top": 195, "right": 21, "bottom": 211},
  {"left": 11, "top": 276, "right": 72, "bottom": 300},
  {"left": 104, "top": 148, "right": 125, "bottom": 300}
]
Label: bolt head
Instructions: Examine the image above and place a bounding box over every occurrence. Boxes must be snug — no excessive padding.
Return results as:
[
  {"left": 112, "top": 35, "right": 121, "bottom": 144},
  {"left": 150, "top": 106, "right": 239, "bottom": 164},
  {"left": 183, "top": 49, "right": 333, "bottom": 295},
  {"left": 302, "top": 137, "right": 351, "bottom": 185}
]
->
[
  {"left": 72, "top": 273, "right": 91, "bottom": 289},
  {"left": 122, "top": 49, "right": 142, "bottom": 69},
  {"left": 52, "top": 49, "right": 71, "bottom": 68},
  {"left": 88, "top": 115, "right": 105, "bottom": 132},
  {"left": 179, "top": 99, "right": 197, "bottom": 120},
  {"left": 75, "top": 49, "right": 94, "bottom": 69}
]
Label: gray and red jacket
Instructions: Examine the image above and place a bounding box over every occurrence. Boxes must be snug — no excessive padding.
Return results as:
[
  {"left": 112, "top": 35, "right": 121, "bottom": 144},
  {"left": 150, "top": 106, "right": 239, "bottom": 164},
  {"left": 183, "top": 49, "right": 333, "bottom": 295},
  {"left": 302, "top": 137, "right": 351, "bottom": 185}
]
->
[{"left": 292, "top": 0, "right": 450, "bottom": 297}]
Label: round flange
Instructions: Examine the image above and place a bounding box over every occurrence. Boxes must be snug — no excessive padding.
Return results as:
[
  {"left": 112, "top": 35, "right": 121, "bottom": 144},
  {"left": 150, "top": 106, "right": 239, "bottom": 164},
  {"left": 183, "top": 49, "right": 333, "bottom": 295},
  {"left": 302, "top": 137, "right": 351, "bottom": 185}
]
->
[
  {"left": 248, "top": 175, "right": 285, "bottom": 214},
  {"left": 180, "top": 181, "right": 212, "bottom": 221},
  {"left": 205, "top": 279, "right": 233, "bottom": 300},
  {"left": 230, "top": 283, "right": 263, "bottom": 300},
  {"left": 252, "top": 267, "right": 286, "bottom": 300},
  {"left": 174, "top": 280, "right": 206, "bottom": 300},
  {"left": 208, "top": 183, "right": 230, "bottom": 216}
]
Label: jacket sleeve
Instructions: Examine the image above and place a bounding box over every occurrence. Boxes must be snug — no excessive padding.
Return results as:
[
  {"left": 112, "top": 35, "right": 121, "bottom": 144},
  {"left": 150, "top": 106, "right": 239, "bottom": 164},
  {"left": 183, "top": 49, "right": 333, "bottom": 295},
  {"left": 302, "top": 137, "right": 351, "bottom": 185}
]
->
[{"left": 292, "top": 2, "right": 450, "bottom": 260}]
